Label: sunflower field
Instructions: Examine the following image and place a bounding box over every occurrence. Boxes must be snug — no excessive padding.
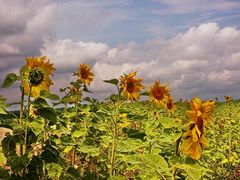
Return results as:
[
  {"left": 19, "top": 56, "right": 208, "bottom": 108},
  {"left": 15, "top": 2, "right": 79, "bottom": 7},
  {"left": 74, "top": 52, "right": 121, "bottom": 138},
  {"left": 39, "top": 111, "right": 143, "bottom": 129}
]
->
[{"left": 0, "top": 56, "right": 239, "bottom": 180}]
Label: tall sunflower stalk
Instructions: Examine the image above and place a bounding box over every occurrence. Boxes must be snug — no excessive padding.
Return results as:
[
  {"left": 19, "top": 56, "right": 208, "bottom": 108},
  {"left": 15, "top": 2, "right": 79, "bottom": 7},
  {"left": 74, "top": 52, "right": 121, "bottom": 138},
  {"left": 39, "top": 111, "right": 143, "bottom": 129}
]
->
[
  {"left": 69, "top": 63, "right": 93, "bottom": 165},
  {"left": 106, "top": 71, "right": 144, "bottom": 176},
  {"left": 20, "top": 56, "right": 55, "bottom": 154}
]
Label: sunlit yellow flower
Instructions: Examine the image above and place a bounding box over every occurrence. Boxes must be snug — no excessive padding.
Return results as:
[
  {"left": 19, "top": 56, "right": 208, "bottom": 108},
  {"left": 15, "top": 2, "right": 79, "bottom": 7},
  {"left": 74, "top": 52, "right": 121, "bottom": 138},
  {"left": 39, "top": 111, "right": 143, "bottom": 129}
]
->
[
  {"left": 166, "top": 97, "right": 176, "bottom": 112},
  {"left": 21, "top": 56, "right": 55, "bottom": 98},
  {"left": 78, "top": 64, "right": 94, "bottom": 85},
  {"left": 120, "top": 71, "right": 144, "bottom": 100},
  {"left": 120, "top": 113, "right": 128, "bottom": 119},
  {"left": 70, "top": 85, "right": 79, "bottom": 95},
  {"left": 118, "top": 113, "right": 130, "bottom": 128},
  {"left": 180, "top": 124, "right": 208, "bottom": 160},
  {"left": 187, "top": 97, "right": 215, "bottom": 127},
  {"left": 224, "top": 95, "right": 233, "bottom": 102},
  {"left": 174, "top": 118, "right": 182, "bottom": 124},
  {"left": 148, "top": 80, "right": 170, "bottom": 107},
  {"left": 69, "top": 85, "right": 82, "bottom": 103},
  {"left": 29, "top": 105, "right": 38, "bottom": 118}
]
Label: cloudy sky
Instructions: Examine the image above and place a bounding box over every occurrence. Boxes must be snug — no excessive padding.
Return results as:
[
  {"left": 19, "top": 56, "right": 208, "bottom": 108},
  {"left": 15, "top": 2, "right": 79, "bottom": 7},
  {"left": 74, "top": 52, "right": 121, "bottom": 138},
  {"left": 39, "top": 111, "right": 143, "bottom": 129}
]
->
[{"left": 1, "top": 0, "right": 240, "bottom": 103}]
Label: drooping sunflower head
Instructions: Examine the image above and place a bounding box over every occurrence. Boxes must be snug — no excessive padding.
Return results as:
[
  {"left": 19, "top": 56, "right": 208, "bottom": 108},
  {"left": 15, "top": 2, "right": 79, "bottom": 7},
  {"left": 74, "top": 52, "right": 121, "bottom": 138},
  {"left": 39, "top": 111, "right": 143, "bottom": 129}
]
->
[
  {"left": 21, "top": 56, "right": 55, "bottom": 98},
  {"left": 180, "top": 124, "right": 208, "bottom": 160},
  {"left": 148, "top": 80, "right": 170, "bottom": 107},
  {"left": 119, "top": 71, "right": 144, "bottom": 101},
  {"left": 187, "top": 97, "right": 215, "bottom": 127},
  {"left": 77, "top": 64, "right": 94, "bottom": 85}
]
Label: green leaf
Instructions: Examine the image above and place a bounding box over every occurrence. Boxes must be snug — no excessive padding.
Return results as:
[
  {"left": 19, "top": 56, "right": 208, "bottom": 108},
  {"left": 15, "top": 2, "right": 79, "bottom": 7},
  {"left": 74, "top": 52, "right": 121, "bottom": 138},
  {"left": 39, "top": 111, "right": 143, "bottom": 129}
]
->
[
  {"left": 33, "top": 98, "right": 49, "bottom": 107},
  {"left": 63, "top": 146, "right": 73, "bottom": 153},
  {"left": 0, "top": 96, "right": 10, "bottom": 114},
  {"left": 0, "top": 166, "right": 9, "bottom": 179},
  {"left": 29, "top": 118, "right": 44, "bottom": 135},
  {"left": 118, "top": 139, "right": 145, "bottom": 153},
  {"left": 108, "top": 176, "right": 126, "bottom": 180},
  {"left": 169, "top": 156, "right": 205, "bottom": 180},
  {"left": 121, "top": 154, "right": 169, "bottom": 176},
  {"left": 40, "top": 90, "right": 60, "bottom": 101},
  {"left": 83, "top": 85, "right": 92, "bottom": 93},
  {"left": 77, "top": 144, "right": 99, "bottom": 157},
  {"left": 158, "top": 117, "right": 182, "bottom": 129},
  {"left": 61, "top": 95, "right": 73, "bottom": 103},
  {"left": 103, "top": 78, "right": 119, "bottom": 85},
  {"left": 1, "top": 73, "right": 18, "bottom": 88},
  {"left": 65, "top": 167, "right": 81, "bottom": 179},
  {"left": 0, "top": 148, "right": 6, "bottom": 167},
  {"left": 46, "top": 163, "right": 63, "bottom": 179},
  {"left": 8, "top": 155, "right": 30, "bottom": 174},
  {"left": 38, "top": 107, "right": 57, "bottom": 123},
  {"left": 72, "top": 128, "right": 88, "bottom": 138}
]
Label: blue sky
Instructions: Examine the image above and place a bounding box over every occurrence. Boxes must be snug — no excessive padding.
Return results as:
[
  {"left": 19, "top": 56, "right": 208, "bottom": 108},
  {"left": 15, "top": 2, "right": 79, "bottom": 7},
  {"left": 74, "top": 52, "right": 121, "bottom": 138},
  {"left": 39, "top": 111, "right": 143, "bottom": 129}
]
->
[
  {"left": 55, "top": 0, "right": 240, "bottom": 44},
  {"left": 0, "top": 0, "right": 240, "bottom": 102}
]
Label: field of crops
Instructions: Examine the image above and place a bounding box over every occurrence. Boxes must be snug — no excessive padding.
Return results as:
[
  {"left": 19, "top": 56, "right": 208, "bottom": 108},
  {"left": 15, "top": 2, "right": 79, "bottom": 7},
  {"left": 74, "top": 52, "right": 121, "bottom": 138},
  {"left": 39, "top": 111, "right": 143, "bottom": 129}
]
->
[{"left": 0, "top": 57, "right": 240, "bottom": 179}]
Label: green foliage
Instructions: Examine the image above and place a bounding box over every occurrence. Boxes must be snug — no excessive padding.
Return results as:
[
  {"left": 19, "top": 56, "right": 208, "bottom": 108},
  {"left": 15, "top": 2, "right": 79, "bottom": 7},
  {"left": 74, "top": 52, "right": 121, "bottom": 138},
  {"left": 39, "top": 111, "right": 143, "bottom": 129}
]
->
[
  {"left": 46, "top": 163, "right": 63, "bottom": 179},
  {"left": 0, "top": 96, "right": 10, "bottom": 114},
  {"left": 1, "top": 85, "right": 239, "bottom": 179},
  {"left": 104, "top": 78, "right": 119, "bottom": 85},
  {"left": 1, "top": 73, "right": 18, "bottom": 88},
  {"left": 40, "top": 90, "right": 60, "bottom": 101},
  {"left": 38, "top": 107, "right": 57, "bottom": 123}
]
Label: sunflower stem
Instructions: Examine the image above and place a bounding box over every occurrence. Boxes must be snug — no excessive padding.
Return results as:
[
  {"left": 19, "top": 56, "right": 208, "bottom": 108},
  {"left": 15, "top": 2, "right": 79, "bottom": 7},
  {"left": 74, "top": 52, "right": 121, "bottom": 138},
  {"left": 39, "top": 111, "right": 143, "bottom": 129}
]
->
[
  {"left": 109, "top": 102, "right": 120, "bottom": 176},
  {"left": 25, "top": 85, "right": 32, "bottom": 154},
  {"left": 19, "top": 86, "right": 24, "bottom": 127},
  {"left": 71, "top": 98, "right": 79, "bottom": 166},
  {"left": 110, "top": 121, "right": 117, "bottom": 176},
  {"left": 18, "top": 87, "right": 25, "bottom": 156},
  {"left": 43, "top": 118, "right": 47, "bottom": 142},
  {"left": 172, "top": 135, "right": 182, "bottom": 180},
  {"left": 71, "top": 147, "right": 76, "bottom": 165}
]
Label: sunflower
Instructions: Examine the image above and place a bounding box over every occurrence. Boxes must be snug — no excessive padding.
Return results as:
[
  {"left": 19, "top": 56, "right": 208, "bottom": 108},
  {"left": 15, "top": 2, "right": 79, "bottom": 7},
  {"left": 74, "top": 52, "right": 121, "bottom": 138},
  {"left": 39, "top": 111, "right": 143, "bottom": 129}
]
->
[
  {"left": 29, "top": 105, "right": 38, "bottom": 118},
  {"left": 119, "top": 71, "right": 144, "bottom": 101},
  {"left": 69, "top": 85, "right": 82, "bottom": 103},
  {"left": 180, "top": 124, "right": 208, "bottom": 160},
  {"left": 187, "top": 97, "right": 215, "bottom": 127},
  {"left": 224, "top": 95, "right": 232, "bottom": 102},
  {"left": 21, "top": 56, "right": 55, "bottom": 98},
  {"left": 166, "top": 97, "right": 176, "bottom": 112},
  {"left": 70, "top": 85, "right": 80, "bottom": 95},
  {"left": 78, "top": 64, "right": 94, "bottom": 85},
  {"left": 148, "top": 80, "right": 171, "bottom": 107}
]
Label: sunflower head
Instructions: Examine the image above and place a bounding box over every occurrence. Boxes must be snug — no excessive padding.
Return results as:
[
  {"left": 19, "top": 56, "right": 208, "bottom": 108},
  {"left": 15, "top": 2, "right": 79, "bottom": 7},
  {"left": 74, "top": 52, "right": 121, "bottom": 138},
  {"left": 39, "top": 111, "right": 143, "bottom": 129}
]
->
[
  {"left": 21, "top": 56, "right": 55, "bottom": 98},
  {"left": 70, "top": 85, "right": 79, "bottom": 95},
  {"left": 119, "top": 71, "right": 144, "bottom": 101},
  {"left": 224, "top": 95, "right": 232, "bottom": 102},
  {"left": 180, "top": 124, "right": 208, "bottom": 160},
  {"left": 29, "top": 105, "right": 39, "bottom": 118},
  {"left": 78, "top": 64, "right": 94, "bottom": 85},
  {"left": 148, "top": 80, "right": 170, "bottom": 107},
  {"left": 187, "top": 97, "right": 215, "bottom": 127},
  {"left": 166, "top": 97, "right": 176, "bottom": 112}
]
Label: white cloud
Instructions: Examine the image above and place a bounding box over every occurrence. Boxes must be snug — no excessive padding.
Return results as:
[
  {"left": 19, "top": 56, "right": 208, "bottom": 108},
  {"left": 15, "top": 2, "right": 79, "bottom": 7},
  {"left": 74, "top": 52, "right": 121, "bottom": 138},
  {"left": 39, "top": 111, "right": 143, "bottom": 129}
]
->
[
  {"left": 0, "top": 0, "right": 56, "bottom": 57},
  {"left": 41, "top": 39, "right": 110, "bottom": 71},
  {"left": 39, "top": 22, "right": 240, "bottom": 100}
]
